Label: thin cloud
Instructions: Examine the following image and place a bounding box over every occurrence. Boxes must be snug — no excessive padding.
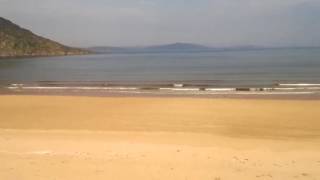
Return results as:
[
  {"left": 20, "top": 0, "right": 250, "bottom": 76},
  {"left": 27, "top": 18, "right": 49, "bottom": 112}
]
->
[{"left": 0, "top": 0, "right": 319, "bottom": 47}]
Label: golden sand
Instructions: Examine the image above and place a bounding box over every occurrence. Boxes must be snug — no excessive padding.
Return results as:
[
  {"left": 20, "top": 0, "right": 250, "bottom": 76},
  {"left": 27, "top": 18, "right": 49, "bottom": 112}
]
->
[{"left": 0, "top": 95, "right": 320, "bottom": 180}]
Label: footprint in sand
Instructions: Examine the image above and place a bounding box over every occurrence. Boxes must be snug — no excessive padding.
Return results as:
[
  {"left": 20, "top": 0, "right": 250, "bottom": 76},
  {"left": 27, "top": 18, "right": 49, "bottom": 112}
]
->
[
  {"left": 273, "top": 163, "right": 282, "bottom": 167},
  {"left": 233, "top": 156, "right": 249, "bottom": 164},
  {"left": 95, "top": 169, "right": 104, "bottom": 173},
  {"left": 294, "top": 173, "right": 310, "bottom": 178},
  {"left": 28, "top": 150, "right": 52, "bottom": 155},
  {"left": 256, "top": 174, "right": 273, "bottom": 178}
]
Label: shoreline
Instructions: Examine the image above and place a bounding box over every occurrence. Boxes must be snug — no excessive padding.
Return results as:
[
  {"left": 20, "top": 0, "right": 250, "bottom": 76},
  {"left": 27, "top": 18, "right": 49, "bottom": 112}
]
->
[
  {"left": 2, "top": 81, "right": 320, "bottom": 100},
  {"left": 0, "top": 52, "right": 92, "bottom": 59},
  {"left": 2, "top": 88, "right": 320, "bottom": 100}
]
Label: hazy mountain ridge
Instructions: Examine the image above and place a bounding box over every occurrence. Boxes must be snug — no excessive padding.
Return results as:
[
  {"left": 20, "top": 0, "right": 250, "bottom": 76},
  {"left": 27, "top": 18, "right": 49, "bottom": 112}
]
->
[
  {"left": 0, "top": 17, "right": 89, "bottom": 58},
  {"left": 89, "top": 43, "right": 320, "bottom": 54},
  {"left": 89, "top": 43, "right": 214, "bottom": 54}
]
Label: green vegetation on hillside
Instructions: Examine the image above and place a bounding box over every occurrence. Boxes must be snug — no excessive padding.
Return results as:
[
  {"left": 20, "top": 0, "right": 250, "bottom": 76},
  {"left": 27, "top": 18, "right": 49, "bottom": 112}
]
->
[{"left": 0, "top": 17, "right": 89, "bottom": 57}]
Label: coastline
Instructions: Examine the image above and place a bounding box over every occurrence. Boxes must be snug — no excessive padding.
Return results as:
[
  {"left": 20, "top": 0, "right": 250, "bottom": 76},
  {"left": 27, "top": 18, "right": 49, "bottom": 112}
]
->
[
  {"left": 0, "top": 51, "right": 92, "bottom": 59},
  {"left": 2, "top": 89, "right": 320, "bottom": 100},
  {"left": 2, "top": 81, "right": 320, "bottom": 100}
]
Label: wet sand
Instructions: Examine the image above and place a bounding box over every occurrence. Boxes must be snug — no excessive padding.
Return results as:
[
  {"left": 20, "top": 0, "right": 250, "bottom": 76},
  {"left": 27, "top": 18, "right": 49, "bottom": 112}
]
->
[{"left": 0, "top": 95, "right": 320, "bottom": 179}]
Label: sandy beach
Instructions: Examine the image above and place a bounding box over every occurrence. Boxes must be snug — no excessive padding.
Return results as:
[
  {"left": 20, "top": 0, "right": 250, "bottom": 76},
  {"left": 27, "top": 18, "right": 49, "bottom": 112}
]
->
[{"left": 1, "top": 95, "right": 320, "bottom": 180}]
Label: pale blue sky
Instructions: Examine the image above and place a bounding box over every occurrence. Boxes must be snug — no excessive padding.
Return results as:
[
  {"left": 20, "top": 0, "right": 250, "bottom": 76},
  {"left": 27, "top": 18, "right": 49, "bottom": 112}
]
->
[{"left": 1, "top": 0, "right": 320, "bottom": 47}]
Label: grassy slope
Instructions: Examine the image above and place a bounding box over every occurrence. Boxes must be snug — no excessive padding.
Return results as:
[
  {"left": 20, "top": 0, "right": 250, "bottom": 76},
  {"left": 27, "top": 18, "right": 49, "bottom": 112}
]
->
[{"left": 0, "top": 17, "right": 89, "bottom": 57}]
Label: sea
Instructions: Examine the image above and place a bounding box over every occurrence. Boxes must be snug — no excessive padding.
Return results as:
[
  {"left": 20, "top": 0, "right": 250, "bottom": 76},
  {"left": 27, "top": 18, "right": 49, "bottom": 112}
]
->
[{"left": 1, "top": 48, "right": 320, "bottom": 94}]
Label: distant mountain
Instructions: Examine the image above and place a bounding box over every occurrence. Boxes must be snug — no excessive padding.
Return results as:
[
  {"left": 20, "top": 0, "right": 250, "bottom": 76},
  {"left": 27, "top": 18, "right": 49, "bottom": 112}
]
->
[
  {"left": 0, "top": 17, "right": 89, "bottom": 58},
  {"left": 89, "top": 43, "right": 320, "bottom": 54},
  {"left": 89, "top": 43, "right": 214, "bottom": 54},
  {"left": 144, "top": 43, "right": 213, "bottom": 52}
]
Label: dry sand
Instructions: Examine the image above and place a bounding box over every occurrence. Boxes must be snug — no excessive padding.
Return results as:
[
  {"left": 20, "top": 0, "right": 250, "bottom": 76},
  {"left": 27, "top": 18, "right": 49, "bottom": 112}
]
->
[{"left": 0, "top": 95, "right": 320, "bottom": 180}]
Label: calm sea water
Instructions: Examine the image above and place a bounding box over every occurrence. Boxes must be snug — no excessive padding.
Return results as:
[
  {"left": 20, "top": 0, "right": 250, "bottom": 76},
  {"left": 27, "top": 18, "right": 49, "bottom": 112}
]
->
[{"left": 1, "top": 49, "right": 320, "bottom": 87}]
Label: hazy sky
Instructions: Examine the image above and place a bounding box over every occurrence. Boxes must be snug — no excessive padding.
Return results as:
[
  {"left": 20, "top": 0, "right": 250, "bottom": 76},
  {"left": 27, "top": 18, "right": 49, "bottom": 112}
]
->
[{"left": 1, "top": 0, "right": 320, "bottom": 47}]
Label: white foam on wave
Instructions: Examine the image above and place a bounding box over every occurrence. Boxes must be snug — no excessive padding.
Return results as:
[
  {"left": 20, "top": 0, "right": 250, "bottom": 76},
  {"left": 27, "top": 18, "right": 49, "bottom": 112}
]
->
[
  {"left": 9, "top": 86, "right": 139, "bottom": 90},
  {"left": 10, "top": 83, "right": 24, "bottom": 86},
  {"left": 206, "top": 92, "right": 315, "bottom": 95},
  {"left": 173, "top": 84, "right": 184, "bottom": 88},
  {"left": 7, "top": 87, "right": 19, "bottom": 89},
  {"left": 205, "top": 88, "right": 236, "bottom": 91},
  {"left": 279, "top": 83, "right": 320, "bottom": 87},
  {"left": 274, "top": 87, "right": 320, "bottom": 90},
  {"left": 159, "top": 88, "right": 200, "bottom": 91}
]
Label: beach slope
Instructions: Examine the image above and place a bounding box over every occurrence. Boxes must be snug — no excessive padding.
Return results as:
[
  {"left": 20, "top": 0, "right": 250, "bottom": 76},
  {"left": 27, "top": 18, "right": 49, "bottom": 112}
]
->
[{"left": 0, "top": 95, "right": 320, "bottom": 180}]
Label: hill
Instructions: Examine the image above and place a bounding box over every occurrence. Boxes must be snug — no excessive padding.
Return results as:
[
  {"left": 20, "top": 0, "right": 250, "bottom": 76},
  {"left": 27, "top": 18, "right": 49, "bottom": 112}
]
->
[
  {"left": 89, "top": 43, "right": 214, "bottom": 54},
  {"left": 89, "top": 43, "right": 320, "bottom": 54},
  {"left": 0, "top": 17, "right": 89, "bottom": 58}
]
